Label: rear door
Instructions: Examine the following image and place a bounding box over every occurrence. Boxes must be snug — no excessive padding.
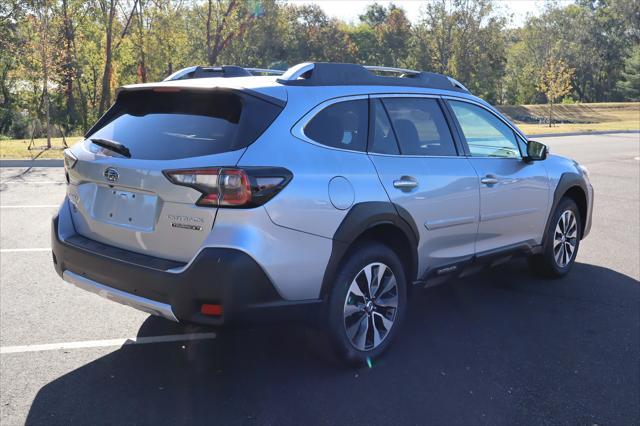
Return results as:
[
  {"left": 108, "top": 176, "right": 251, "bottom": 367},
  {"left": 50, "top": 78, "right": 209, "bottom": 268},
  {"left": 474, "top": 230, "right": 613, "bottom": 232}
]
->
[
  {"left": 445, "top": 98, "right": 550, "bottom": 253},
  {"left": 368, "top": 95, "right": 480, "bottom": 278},
  {"left": 66, "top": 88, "right": 283, "bottom": 262}
]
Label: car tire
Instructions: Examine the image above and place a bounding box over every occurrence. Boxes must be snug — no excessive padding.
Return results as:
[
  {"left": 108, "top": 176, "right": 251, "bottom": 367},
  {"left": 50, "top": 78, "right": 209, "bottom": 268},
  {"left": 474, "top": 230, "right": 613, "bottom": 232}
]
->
[
  {"left": 325, "top": 241, "right": 407, "bottom": 365},
  {"left": 529, "top": 197, "right": 581, "bottom": 278}
]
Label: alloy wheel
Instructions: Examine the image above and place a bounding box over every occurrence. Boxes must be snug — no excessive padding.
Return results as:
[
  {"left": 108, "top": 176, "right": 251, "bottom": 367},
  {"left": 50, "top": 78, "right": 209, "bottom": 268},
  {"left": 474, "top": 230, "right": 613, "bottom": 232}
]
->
[
  {"left": 553, "top": 210, "right": 578, "bottom": 267},
  {"left": 343, "top": 262, "right": 399, "bottom": 351}
]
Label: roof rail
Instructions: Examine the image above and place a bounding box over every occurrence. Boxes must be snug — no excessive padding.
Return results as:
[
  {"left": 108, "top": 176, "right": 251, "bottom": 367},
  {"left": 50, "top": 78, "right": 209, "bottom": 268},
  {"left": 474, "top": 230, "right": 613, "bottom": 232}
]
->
[
  {"left": 446, "top": 76, "right": 469, "bottom": 92},
  {"left": 164, "top": 65, "right": 284, "bottom": 81},
  {"left": 245, "top": 68, "right": 285, "bottom": 76},
  {"left": 363, "top": 65, "right": 420, "bottom": 76},
  {"left": 277, "top": 62, "right": 470, "bottom": 93}
]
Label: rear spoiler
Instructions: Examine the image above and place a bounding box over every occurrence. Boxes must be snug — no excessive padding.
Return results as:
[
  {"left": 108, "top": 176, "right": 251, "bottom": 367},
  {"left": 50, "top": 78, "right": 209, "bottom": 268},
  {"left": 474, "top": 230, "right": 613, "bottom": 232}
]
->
[{"left": 85, "top": 85, "right": 286, "bottom": 138}]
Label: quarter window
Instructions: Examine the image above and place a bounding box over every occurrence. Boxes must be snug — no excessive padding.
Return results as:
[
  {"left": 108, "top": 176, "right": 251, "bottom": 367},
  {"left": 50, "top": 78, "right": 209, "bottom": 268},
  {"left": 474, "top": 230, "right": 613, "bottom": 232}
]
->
[
  {"left": 381, "top": 98, "right": 457, "bottom": 156},
  {"left": 449, "top": 101, "right": 521, "bottom": 158},
  {"left": 304, "top": 99, "right": 368, "bottom": 152}
]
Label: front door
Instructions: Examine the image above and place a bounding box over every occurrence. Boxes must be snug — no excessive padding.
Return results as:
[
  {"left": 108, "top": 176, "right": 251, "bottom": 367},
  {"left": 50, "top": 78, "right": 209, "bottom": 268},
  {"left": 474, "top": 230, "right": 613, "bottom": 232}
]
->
[
  {"left": 446, "top": 99, "right": 550, "bottom": 253},
  {"left": 367, "top": 96, "right": 480, "bottom": 278}
]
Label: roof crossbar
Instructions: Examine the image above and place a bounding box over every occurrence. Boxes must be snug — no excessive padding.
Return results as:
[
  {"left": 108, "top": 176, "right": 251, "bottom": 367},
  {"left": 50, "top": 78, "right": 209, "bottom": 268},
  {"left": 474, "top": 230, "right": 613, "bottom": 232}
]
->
[
  {"left": 163, "top": 65, "right": 284, "bottom": 81},
  {"left": 277, "top": 62, "right": 470, "bottom": 93}
]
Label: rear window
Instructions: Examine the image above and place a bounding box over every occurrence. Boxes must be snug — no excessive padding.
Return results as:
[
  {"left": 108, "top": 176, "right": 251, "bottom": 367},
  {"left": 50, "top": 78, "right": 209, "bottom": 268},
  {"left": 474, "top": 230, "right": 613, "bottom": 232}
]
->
[{"left": 87, "top": 90, "right": 283, "bottom": 160}]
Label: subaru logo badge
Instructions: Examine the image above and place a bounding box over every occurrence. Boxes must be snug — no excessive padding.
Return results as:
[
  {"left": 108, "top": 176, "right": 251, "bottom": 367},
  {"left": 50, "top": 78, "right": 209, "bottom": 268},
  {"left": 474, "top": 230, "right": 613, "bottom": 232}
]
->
[{"left": 104, "top": 167, "right": 119, "bottom": 182}]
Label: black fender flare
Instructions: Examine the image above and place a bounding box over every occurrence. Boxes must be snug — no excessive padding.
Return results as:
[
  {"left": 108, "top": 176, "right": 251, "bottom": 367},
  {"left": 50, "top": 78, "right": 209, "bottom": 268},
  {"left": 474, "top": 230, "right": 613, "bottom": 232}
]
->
[
  {"left": 319, "top": 201, "right": 419, "bottom": 298},
  {"left": 542, "top": 172, "right": 589, "bottom": 245}
]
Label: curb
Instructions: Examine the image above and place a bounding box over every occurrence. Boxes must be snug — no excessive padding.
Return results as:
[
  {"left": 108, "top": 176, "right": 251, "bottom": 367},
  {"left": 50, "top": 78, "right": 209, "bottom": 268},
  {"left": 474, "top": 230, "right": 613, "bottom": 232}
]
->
[
  {"left": 0, "top": 159, "right": 64, "bottom": 168},
  {"left": 531, "top": 130, "right": 639, "bottom": 138}
]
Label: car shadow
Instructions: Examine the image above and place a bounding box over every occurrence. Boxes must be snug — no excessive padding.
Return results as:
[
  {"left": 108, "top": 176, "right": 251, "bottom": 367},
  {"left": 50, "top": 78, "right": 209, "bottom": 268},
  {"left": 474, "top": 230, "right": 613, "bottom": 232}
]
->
[{"left": 26, "top": 261, "right": 639, "bottom": 425}]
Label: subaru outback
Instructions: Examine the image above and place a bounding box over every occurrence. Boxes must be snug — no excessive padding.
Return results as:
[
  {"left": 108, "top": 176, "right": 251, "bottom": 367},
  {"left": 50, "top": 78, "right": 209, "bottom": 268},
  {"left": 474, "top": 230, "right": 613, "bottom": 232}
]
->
[{"left": 52, "top": 62, "right": 594, "bottom": 363}]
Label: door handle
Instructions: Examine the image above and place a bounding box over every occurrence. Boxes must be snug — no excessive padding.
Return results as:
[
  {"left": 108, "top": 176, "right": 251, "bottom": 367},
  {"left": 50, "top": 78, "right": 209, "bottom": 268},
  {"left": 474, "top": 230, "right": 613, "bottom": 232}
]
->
[
  {"left": 393, "top": 176, "right": 418, "bottom": 191},
  {"left": 480, "top": 175, "right": 499, "bottom": 185}
]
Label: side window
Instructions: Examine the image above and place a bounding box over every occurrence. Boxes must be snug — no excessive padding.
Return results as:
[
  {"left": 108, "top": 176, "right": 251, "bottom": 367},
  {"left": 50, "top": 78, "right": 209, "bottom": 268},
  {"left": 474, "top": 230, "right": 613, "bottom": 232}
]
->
[
  {"left": 449, "top": 100, "right": 521, "bottom": 158},
  {"left": 304, "top": 99, "right": 368, "bottom": 152},
  {"left": 381, "top": 97, "right": 457, "bottom": 156},
  {"left": 369, "top": 99, "right": 400, "bottom": 155}
]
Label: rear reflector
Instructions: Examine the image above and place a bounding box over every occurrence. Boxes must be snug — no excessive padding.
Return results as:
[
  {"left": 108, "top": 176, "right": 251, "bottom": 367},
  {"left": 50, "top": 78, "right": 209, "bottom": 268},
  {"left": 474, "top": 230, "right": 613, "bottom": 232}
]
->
[{"left": 201, "top": 304, "right": 223, "bottom": 316}]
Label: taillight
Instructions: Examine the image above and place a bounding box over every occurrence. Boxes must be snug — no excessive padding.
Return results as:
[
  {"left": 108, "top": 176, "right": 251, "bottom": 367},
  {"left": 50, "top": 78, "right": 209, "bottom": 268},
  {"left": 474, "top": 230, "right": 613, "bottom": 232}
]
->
[
  {"left": 163, "top": 167, "right": 292, "bottom": 208},
  {"left": 63, "top": 149, "right": 77, "bottom": 184}
]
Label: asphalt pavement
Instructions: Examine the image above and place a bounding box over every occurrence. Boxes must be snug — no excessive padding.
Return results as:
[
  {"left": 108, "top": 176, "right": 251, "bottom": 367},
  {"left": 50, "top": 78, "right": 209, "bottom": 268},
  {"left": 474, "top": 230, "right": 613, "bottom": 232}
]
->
[{"left": 0, "top": 132, "right": 638, "bottom": 425}]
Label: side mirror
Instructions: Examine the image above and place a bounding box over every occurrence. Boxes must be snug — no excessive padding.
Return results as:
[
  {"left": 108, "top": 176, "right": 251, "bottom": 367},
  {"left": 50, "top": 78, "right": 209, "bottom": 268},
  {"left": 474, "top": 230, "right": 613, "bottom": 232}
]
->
[{"left": 525, "top": 140, "right": 548, "bottom": 162}]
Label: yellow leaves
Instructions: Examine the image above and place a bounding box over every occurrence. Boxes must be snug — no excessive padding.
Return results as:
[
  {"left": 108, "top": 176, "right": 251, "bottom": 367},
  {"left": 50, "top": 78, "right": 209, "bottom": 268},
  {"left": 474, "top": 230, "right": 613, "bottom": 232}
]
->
[{"left": 537, "top": 56, "right": 575, "bottom": 103}]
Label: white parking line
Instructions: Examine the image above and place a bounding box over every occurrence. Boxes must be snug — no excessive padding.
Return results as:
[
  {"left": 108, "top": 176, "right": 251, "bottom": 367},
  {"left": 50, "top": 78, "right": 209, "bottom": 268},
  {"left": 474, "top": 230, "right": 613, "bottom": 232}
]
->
[
  {"left": 0, "top": 205, "right": 59, "bottom": 208},
  {"left": 0, "top": 248, "right": 51, "bottom": 253},
  {"left": 0, "top": 332, "right": 217, "bottom": 354},
  {"left": 0, "top": 181, "right": 64, "bottom": 184}
]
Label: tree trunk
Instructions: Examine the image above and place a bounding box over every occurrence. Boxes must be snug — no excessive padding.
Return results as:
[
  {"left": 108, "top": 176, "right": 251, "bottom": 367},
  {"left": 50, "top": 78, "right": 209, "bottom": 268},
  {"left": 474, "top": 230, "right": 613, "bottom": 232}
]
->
[
  {"left": 137, "top": 0, "right": 147, "bottom": 83},
  {"left": 548, "top": 101, "right": 553, "bottom": 127},
  {"left": 99, "top": 0, "right": 116, "bottom": 116},
  {"left": 61, "top": 0, "right": 77, "bottom": 128},
  {"left": 206, "top": 0, "right": 213, "bottom": 65},
  {"left": 40, "top": 1, "right": 51, "bottom": 148}
]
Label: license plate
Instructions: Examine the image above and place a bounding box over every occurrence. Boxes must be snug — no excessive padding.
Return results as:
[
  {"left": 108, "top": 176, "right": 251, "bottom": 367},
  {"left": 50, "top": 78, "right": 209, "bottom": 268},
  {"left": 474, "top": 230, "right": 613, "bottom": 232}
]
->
[{"left": 92, "top": 186, "right": 158, "bottom": 231}]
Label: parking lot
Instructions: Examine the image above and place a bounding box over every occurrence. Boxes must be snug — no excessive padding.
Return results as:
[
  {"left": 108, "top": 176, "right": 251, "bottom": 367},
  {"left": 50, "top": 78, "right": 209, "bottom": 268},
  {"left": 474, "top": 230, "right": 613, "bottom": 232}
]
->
[{"left": 0, "top": 132, "right": 638, "bottom": 425}]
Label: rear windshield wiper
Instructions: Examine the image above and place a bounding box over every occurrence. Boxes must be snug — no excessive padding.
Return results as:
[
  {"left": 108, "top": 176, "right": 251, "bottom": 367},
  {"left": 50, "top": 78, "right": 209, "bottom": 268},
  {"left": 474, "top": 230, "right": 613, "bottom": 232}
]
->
[{"left": 90, "top": 138, "right": 131, "bottom": 158}]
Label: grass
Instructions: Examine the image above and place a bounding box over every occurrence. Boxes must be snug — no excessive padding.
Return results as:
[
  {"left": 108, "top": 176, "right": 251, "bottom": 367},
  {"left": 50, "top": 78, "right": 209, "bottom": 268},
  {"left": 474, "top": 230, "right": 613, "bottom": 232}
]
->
[
  {"left": 0, "top": 137, "right": 83, "bottom": 159},
  {"left": 1, "top": 102, "right": 638, "bottom": 159},
  {"left": 497, "top": 102, "right": 640, "bottom": 135}
]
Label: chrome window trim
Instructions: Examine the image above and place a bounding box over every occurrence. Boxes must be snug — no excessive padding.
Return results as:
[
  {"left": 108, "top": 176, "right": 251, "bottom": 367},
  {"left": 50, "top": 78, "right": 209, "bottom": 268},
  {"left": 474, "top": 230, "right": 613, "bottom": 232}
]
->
[
  {"left": 443, "top": 95, "right": 526, "bottom": 159},
  {"left": 371, "top": 93, "right": 440, "bottom": 100},
  {"left": 291, "top": 94, "right": 371, "bottom": 154},
  {"left": 368, "top": 93, "right": 463, "bottom": 159}
]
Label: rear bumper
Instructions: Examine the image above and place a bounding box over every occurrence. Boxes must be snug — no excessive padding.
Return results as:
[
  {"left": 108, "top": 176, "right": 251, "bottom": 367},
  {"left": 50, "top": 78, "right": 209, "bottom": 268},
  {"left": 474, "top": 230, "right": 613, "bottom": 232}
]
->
[
  {"left": 51, "top": 211, "right": 321, "bottom": 326},
  {"left": 62, "top": 270, "right": 178, "bottom": 322}
]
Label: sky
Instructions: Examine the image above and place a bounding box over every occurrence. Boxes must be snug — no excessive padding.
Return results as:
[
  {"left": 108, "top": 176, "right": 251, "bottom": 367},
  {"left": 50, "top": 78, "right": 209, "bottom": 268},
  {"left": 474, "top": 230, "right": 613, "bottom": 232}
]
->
[{"left": 285, "top": 1, "right": 574, "bottom": 28}]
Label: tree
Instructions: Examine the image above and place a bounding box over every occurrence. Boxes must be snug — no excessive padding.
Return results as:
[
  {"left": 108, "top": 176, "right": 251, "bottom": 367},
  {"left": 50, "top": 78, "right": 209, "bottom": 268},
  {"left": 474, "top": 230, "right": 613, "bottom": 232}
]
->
[
  {"left": 205, "top": 0, "right": 254, "bottom": 66},
  {"left": 537, "top": 56, "right": 574, "bottom": 126},
  {"left": 616, "top": 46, "right": 640, "bottom": 101},
  {"left": 98, "top": 0, "right": 139, "bottom": 115},
  {"left": 359, "top": 3, "right": 388, "bottom": 27},
  {"left": 36, "top": 0, "right": 53, "bottom": 147}
]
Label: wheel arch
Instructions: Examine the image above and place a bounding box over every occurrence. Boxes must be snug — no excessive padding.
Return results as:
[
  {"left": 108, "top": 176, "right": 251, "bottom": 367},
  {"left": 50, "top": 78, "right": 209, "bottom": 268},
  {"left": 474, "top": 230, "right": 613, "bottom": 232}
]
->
[
  {"left": 544, "top": 172, "right": 589, "bottom": 244},
  {"left": 320, "top": 202, "right": 419, "bottom": 299}
]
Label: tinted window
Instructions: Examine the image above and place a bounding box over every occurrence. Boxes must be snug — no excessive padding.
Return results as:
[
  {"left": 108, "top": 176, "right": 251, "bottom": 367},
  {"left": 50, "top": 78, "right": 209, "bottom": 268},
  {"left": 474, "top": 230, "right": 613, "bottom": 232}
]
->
[
  {"left": 304, "top": 100, "right": 368, "bottom": 151},
  {"left": 382, "top": 98, "right": 457, "bottom": 156},
  {"left": 369, "top": 99, "right": 400, "bottom": 155},
  {"left": 88, "top": 90, "right": 283, "bottom": 160},
  {"left": 449, "top": 101, "right": 521, "bottom": 158}
]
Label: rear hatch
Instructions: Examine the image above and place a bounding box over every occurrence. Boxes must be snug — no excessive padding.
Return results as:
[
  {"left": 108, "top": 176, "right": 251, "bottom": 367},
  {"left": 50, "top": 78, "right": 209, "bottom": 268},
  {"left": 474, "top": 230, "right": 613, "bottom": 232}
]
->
[{"left": 65, "top": 87, "right": 283, "bottom": 262}]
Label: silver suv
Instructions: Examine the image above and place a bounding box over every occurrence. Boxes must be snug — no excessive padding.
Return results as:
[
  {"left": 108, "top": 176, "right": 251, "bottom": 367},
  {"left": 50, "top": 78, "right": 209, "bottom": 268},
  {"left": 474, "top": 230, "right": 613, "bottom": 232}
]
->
[{"left": 52, "top": 62, "right": 594, "bottom": 364}]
